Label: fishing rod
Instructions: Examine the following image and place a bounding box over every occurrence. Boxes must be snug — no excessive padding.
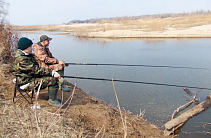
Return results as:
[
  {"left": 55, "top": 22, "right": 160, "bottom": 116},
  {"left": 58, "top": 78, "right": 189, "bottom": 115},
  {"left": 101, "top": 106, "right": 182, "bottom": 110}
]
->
[
  {"left": 65, "top": 62, "right": 210, "bottom": 70},
  {"left": 61, "top": 75, "right": 211, "bottom": 90}
]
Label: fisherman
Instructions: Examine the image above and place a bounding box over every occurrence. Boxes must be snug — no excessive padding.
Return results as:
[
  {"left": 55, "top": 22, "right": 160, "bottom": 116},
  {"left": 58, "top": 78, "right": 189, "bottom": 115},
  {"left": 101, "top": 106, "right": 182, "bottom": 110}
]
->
[
  {"left": 12, "top": 37, "right": 62, "bottom": 107},
  {"left": 33, "top": 35, "right": 70, "bottom": 92}
]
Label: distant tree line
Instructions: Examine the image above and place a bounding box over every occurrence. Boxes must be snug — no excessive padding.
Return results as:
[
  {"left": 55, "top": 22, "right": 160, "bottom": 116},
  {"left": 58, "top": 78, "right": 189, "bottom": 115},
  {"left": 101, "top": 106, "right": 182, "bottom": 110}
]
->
[{"left": 66, "top": 10, "right": 211, "bottom": 24}]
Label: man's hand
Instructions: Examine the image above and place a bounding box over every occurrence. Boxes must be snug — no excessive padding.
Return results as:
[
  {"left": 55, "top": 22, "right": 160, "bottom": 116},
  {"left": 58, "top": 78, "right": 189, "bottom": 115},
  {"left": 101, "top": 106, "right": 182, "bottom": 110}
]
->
[
  {"left": 58, "top": 60, "right": 65, "bottom": 66},
  {"left": 52, "top": 70, "right": 60, "bottom": 78}
]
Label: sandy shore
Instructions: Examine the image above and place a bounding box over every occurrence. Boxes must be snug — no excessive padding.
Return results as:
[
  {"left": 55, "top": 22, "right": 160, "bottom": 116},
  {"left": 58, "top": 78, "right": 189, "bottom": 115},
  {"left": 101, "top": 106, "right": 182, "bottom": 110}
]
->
[{"left": 70, "top": 24, "right": 211, "bottom": 38}]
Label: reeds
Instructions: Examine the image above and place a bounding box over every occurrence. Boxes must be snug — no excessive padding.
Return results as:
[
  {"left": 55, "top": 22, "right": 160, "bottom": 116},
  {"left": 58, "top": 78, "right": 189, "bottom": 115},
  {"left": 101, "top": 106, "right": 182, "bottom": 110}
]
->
[{"left": 112, "top": 79, "right": 127, "bottom": 138}]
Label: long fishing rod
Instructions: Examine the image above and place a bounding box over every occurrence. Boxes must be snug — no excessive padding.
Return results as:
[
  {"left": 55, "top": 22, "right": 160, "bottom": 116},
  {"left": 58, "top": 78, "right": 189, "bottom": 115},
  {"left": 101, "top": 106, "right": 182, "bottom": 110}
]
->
[
  {"left": 61, "top": 75, "right": 211, "bottom": 90},
  {"left": 65, "top": 62, "right": 209, "bottom": 70}
]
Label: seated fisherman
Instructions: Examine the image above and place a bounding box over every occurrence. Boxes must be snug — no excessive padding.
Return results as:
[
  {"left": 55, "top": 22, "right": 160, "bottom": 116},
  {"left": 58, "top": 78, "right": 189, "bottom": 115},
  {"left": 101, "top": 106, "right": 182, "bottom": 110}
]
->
[
  {"left": 12, "top": 37, "right": 61, "bottom": 107},
  {"left": 33, "top": 35, "right": 70, "bottom": 92}
]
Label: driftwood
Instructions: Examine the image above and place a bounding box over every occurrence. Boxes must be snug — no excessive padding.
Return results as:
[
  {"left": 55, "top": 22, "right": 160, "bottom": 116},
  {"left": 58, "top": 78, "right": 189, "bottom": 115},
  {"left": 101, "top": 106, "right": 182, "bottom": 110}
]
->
[
  {"left": 164, "top": 94, "right": 211, "bottom": 136},
  {"left": 171, "top": 94, "right": 197, "bottom": 120}
]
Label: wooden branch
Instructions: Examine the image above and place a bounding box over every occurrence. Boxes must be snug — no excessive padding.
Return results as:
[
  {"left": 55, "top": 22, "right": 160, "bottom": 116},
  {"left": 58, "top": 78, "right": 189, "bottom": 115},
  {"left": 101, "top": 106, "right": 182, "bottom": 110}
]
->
[
  {"left": 171, "top": 94, "right": 196, "bottom": 119},
  {"left": 164, "top": 94, "right": 211, "bottom": 136}
]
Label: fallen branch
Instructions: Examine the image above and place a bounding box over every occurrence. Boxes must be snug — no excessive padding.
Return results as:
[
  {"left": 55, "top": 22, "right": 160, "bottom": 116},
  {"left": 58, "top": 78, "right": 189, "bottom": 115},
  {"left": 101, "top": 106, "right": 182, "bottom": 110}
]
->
[
  {"left": 164, "top": 94, "right": 211, "bottom": 136},
  {"left": 171, "top": 94, "right": 197, "bottom": 119}
]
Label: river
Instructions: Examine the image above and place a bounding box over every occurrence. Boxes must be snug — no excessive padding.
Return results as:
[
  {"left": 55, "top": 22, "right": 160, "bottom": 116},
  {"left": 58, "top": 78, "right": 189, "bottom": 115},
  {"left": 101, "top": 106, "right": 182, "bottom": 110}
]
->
[{"left": 21, "top": 31, "right": 211, "bottom": 137}]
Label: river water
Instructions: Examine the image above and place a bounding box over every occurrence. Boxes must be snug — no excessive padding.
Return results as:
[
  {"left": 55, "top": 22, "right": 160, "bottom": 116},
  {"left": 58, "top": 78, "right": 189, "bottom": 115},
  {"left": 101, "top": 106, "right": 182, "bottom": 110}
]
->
[{"left": 21, "top": 31, "right": 211, "bottom": 137}]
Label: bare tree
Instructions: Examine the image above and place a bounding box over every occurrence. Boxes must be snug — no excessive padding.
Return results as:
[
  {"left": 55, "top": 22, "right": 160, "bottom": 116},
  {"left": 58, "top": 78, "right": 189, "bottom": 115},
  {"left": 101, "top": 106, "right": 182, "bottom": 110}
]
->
[{"left": 0, "top": 0, "right": 8, "bottom": 19}]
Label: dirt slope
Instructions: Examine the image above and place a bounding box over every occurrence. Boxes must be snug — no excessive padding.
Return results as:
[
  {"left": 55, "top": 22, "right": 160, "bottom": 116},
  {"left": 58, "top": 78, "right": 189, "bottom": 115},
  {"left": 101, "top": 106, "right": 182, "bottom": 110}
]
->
[{"left": 0, "top": 61, "right": 169, "bottom": 137}]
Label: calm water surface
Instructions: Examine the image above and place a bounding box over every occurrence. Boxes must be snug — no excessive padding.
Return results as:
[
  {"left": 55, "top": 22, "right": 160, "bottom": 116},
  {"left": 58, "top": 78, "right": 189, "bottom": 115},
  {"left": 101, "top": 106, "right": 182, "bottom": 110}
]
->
[{"left": 21, "top": 31, "right": 211, "bottom": 137}]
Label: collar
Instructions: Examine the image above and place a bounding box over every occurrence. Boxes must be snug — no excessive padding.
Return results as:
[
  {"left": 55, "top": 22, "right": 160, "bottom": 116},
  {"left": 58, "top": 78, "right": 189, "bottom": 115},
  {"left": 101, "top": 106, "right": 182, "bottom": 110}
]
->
[
  {"left": 18, "top": 49, "right": 31, "bottom": 55},
  {"left": 37, "top": 42, "right": 43, "bottom": 47}
]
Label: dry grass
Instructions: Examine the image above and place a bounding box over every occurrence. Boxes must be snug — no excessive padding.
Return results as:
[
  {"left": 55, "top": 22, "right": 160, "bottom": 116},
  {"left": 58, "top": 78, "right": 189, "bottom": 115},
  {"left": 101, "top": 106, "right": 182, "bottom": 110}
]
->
[
  {"left": 12, "top": 14, "right": 211, "bottom": 34},
  {"left": 0, "top": 72, "right": 90, "bottom": 138},
  {"left": 103, "top": 14, "right": 211, "bottom": 31},
  {"left": 0, "top": 99, "right": 85, "bottom": 137},
  {"left": 0, "top": 23, "right": 19, "bottom": 63}
]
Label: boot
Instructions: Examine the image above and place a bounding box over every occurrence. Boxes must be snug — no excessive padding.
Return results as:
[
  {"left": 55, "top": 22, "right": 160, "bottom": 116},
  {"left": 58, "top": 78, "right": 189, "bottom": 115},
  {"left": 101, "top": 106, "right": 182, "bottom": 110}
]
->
[
  {"left": 48, "top": 99, "right": 61, "bottom": 107},
  {"left": 47, "top": 89, "right": 61, "bottom": 107},
  {"left": 59, "top": 78, "right": 71, "bottom": 92},
  {"left": 58, "top": 69, "right": 71, "bottom": 92},
  {"left": 46, "top": 95, "right": 61, "bottom": 102}
]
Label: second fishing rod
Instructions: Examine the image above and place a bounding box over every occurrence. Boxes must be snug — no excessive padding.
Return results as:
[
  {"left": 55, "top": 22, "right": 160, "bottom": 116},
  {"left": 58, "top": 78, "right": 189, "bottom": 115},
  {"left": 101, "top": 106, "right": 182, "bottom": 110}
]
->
[
  {"left": 61, "top": 75, "right": 211, "bottom": 91},
  {"left": 65, "top": 62, "right": 210, "bottom": 70}
]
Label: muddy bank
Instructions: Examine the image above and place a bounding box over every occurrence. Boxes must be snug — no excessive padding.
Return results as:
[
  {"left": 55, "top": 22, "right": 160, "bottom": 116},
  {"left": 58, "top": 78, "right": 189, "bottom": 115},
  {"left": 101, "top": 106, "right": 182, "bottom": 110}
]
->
[{"left": 0, "top": 61, "right": 170, "bottom": 137}]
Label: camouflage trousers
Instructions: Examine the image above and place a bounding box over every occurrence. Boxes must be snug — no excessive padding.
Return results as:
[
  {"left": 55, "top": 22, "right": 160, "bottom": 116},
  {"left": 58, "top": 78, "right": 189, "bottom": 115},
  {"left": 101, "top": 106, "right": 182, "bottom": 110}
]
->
[{"left": 24, "top": 76, "right": 59, "bottom": 91}]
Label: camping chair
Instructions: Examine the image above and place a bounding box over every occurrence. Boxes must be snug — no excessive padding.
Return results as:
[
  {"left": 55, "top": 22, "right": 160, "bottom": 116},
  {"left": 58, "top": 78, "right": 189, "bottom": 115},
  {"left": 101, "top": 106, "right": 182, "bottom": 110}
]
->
[{"left": 13, "top": 76, "right": 34, "bottom": 104}]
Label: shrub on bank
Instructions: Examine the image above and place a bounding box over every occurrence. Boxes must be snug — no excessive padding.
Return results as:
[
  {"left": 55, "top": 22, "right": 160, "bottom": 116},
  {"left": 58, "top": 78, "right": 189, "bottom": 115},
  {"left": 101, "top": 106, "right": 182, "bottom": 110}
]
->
[
  {"left": 0, "top": 0, "right": 19, "bottom": 63},
  {"left": 0, "top": 22, "right": 19, "bottom": 63}
]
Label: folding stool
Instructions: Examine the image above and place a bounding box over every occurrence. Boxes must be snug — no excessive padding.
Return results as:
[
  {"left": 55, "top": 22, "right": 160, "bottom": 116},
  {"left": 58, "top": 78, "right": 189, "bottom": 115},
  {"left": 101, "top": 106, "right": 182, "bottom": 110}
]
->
[{"left": 13, "top": 76, "right": 34, "bottom": 104}]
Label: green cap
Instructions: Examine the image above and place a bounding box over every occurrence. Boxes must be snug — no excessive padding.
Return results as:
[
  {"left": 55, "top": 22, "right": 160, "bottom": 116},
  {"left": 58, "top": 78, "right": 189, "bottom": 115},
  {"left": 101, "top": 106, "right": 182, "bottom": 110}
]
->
[
  {"left": 18, "top": 37, "right": 33, "bottom": 50},
  {"left": 40, "top": 35, "right": 52, "bottom": 42}
]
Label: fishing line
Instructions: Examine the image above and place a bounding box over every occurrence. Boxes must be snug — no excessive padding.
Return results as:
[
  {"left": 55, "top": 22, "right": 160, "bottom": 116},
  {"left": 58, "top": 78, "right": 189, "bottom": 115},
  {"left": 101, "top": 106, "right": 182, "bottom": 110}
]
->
[
  {"left": 65, "top": 62, "right": 209, "bottom": 70},
  {"left": 61, "top": 75, "right": 211, "bottom": 90}
]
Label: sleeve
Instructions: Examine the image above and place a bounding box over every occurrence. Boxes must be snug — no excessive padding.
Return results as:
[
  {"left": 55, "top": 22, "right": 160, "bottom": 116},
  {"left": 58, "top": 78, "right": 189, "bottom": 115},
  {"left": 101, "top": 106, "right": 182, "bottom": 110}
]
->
[{"left": 19, "top": 57, "right": 52, "bottom": 76}]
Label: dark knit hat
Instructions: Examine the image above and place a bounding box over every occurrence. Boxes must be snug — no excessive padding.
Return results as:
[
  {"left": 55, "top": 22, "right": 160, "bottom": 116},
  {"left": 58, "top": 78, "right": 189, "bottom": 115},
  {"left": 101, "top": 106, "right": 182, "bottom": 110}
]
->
[
  {"left": 40, "top": 35, "right": 52, "bottom": 42},
  {"left": 18, "top": 37, "right": 33, "bottom": 50}
]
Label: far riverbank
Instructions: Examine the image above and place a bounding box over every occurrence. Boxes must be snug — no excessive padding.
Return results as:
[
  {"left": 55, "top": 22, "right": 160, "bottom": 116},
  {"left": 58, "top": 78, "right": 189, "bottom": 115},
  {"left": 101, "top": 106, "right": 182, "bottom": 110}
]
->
[
  {"left": 12, "top": 24, "right": 211, "bottom": 38},
  {"left": 12, "top": 14, "right": 211, "bottom": 38}
]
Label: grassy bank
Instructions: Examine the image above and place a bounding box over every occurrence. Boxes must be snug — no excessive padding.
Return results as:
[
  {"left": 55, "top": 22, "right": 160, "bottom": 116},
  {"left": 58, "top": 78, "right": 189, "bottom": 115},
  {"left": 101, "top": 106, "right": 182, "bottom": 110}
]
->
[{"left": 0, "top": 58, "right": 169, "bottom": 137}]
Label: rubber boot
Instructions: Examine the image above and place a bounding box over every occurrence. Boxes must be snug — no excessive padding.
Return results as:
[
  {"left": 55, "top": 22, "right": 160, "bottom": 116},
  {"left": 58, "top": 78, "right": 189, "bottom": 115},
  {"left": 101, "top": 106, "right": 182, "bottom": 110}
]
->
[
  {"left": 59, "top": 78, "right": 71, "bottom": 92},
  {"left": 46, "top": 84, "right": 61, "bottom": 102},
  {"left": 58, "top": 69, "right": 71, "bottom": 92},
  {"left": 46, "top": 95, "right": 61, "bottom": 102},
  {"left": 47, "top": 89, "right": 61, "bottom": 107}
]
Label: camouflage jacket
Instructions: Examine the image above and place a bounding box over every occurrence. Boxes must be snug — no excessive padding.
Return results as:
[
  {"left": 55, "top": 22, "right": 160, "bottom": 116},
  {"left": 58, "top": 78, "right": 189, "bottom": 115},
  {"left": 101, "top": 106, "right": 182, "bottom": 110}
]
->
[
  {"left": 12, "top": 49, "right": 52, "bottom": 86},
  {"left": 33, "top": 42, "right": 64, "bottom": 71}
]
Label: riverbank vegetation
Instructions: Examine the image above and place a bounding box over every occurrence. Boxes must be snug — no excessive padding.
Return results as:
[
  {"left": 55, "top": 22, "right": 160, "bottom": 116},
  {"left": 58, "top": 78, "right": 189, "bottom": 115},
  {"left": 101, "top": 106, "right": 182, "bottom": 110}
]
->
[
  {"left": 12, "top": 11, "right": 211, "bottom": 38},
  {"left": 0, "top": 22, "right": 18, "bottom": 63},
  {"left": 0, "top": 0, "right": 18, "bottom": 63}
]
